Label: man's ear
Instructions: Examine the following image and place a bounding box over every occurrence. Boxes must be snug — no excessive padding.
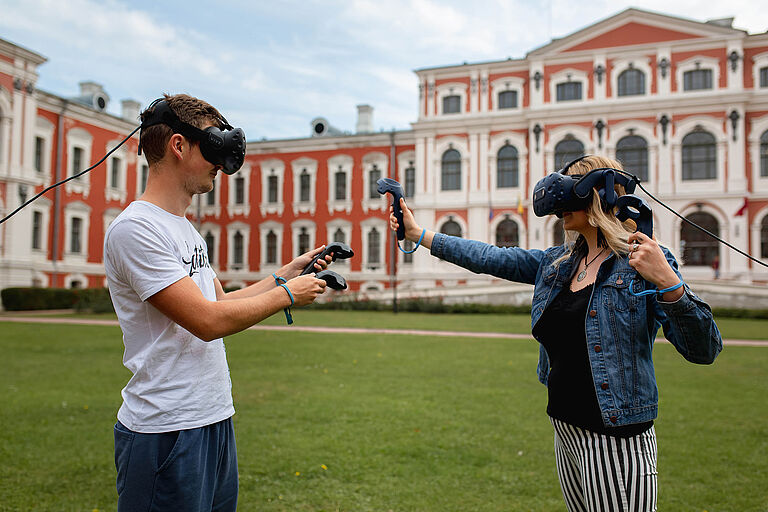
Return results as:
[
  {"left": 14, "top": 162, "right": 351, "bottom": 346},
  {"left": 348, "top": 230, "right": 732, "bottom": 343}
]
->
[{"left": 167, "top": 133, "right": 185, "bottom": 162}]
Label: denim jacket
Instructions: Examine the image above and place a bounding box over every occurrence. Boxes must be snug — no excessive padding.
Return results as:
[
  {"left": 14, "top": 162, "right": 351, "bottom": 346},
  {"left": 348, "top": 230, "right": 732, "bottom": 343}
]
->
[{"left": 430, "top": 233, "right": 723, "bottom": 428}]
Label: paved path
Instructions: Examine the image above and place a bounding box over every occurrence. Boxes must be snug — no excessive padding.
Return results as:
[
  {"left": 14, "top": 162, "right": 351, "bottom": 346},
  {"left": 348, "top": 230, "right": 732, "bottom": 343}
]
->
[{"left": 1, "top": 316, "right": 766, "bottom": 347}]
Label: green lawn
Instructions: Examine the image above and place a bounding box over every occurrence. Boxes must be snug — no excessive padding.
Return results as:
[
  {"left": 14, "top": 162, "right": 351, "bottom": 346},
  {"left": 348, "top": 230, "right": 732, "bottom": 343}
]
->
[{"left": 1, "top": 321, "right": 766, "bottom": 511}]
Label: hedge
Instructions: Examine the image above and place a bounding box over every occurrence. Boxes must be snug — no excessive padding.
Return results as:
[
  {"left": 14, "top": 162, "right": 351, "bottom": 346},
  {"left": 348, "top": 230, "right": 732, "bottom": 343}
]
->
[{"left": 1, "top": 287, "right": 115, "bottom": 313}]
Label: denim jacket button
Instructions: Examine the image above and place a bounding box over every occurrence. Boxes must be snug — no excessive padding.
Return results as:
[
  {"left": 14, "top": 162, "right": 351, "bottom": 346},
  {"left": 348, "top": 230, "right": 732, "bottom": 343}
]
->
[
  {"left": 601, "top": 382, "right": 609, "bottom": 390},
  {"left": 594, "top": 345, "right": 602, "bottom": 353},
  {"left": 589, "top": 310, "right": 597, "bottom": 317},
  {"left": 610, "top": 415, "right": 618, "bottom": 424}
]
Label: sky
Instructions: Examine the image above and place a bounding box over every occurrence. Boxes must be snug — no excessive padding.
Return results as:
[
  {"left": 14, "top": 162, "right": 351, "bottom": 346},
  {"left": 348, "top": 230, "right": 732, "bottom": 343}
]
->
[{"left": 1, "top": 0, "right": 767, "bottom": 141}]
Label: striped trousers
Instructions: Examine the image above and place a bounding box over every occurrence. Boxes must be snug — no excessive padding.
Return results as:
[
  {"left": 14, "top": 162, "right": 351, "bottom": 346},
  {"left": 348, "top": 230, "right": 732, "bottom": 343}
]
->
[{"left": 550, "top": 417, "right": 658, "bottom": 512}]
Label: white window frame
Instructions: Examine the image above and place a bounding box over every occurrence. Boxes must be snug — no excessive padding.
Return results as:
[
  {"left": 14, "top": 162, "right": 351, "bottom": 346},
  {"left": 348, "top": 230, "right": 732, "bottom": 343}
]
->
[
  {"left": 291, "top": 219, "right": 316, "bottom": 258},
  {"left": 550, "top": 69, "right": 588, "bottom": 103},
  {"left": 749, "top": 206, "right": 768, "bottom": 268},
  {"left": 360, "top": 217, "right": 388, "bottom": 272},
  {"left": 435, "top": 213, "right": 468, "bottom": 239},
  {"left": 104, "top": 139, "right": 128, "bottom": 203},
  {"left": 606, "top": 121, "right": 657, "bottom": 189},
  {"left": 436, "top": 82, "right": 468, "bottom": 116},
  {"left": 752, "top": 52, "right": 768, "bottom": 89},
  {"left": 748, "top": 114, "right": 768, "bottom": 194},
  {"left": 611, "top": 58, "right": 651, "bottom": 99},
  {"left": 397, "top": 150, "right": 417, "bottom": 200},
  {"left": 227, "top": 221, "right": 250, "bottom": 273},
  {"left": 0, "top": 89, "right": 11, "bottom": 177},
  {"left": 135, "top": 154, "right": 149, "bottom": 199},
  {"left": 65, "top": 273, "right": 88, "bottom": 289},
  {"left": 327, "top": 154, "right": 353, "bottom": 214},
  {"left": 433, "top": 138, "right": 469, "bottom": 198},
  {"left": 676, "top": 57, "right": 720, "bottom": 93},
  {"left": 291, "top": 157, "right": 318, "bottom": 215},
  {"left": 259, "top": 220, "right": 283, "bottom": 272},
  {"left": 102, "top": 207, "right": 122, "bottom": 242},
  {"left": 488, "top": 132, "right": 527, "bottom": 204},
  {"left": 490, "top": 213, "right": 526, "bottom": 248},
  {"left": 201, "top": 174, "right": 222, "bottom": 218},
  {"left": 672, "top": 117, "right": 726, "bottom": 195},
  {"left": 30, "top": 198, "right": 52, "bottom": 259},
  {"left": 362, "top": 152, "right": 388, "bottom": 213},
  {"left": 326, "top": 219, "right": 352, "bottom": 268},
  {"left": 228, "top": 162, "right": 251, "bottom": 217},
  {"left": 65, "top": 128, "right": 93, "bottom": 197},
  {"left": 63, "top": 201, "right": 91, "bottom": 263},
  {"left": 673, "top": 203, "right": 726, "bottom": 272},
  {"left": 200, "top": 223, "right": 221, "bottom": 272},
  {"left": 490, "top": 77, "right": 524, "bottom": 112},
  {"left": 545, "top": 126, "right": 593, "bottom": 172},
  {"left": 33, "top": 116, "right": 55, "bottom": 184},
  {"left": 260, "top": 159, "right": 284, "bottom": 216}
]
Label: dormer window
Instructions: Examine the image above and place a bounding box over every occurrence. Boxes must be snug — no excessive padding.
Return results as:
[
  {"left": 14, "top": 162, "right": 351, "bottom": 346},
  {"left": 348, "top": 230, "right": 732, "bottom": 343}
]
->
[
  {"left": 443, "top": 95, "right": 461, "bottom": 114},
  {"left": 556, "top": 82, "right": 582, "bottom": 101}
]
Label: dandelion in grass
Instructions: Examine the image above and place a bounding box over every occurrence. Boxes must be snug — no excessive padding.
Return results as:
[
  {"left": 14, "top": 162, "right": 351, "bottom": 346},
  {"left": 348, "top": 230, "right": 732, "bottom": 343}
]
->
[{"left": 321, "top": 464, "right": 327, "bottom": 470}]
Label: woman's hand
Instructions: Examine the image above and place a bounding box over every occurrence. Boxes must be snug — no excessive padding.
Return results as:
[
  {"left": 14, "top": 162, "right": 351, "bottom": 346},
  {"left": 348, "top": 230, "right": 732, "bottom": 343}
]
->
[
  {"left": 389, "top": 198, "right": 423, "bottom": 242},
  {"left": 279, "top": 246, "right": 333, "bottom": 280},
  {"left": 627, "top": 232, "right": 684, "bottom": 300}
]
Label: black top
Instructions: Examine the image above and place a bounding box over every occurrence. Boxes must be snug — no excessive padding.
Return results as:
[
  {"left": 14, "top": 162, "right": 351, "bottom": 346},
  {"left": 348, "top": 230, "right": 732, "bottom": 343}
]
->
[{"left": 533, "top": 283, "right": 653, "bottom": 437}]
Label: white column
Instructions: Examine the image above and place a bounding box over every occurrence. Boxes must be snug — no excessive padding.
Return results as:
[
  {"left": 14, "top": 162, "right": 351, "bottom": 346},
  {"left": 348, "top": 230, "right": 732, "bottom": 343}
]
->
[
  {"left": 727, "top": 106, "right": 747, "bottom": 193},
  {"left": 726, "top": 41, "right": 744, "bottom": 91},
  {"left": 469, "top": 71, "right": 478, "bottom": 115},
  {"left": 656, "top": 49, "right": 671, "bottom": 97},
  {"left": 530, "top": 61, "right": 544, "bottom": 108},
  {"left": 657, "top": 114, "right": 674, "bottom": 195},
  {"left": 594, "top": 55, "right": 607, "bottom": 101}
]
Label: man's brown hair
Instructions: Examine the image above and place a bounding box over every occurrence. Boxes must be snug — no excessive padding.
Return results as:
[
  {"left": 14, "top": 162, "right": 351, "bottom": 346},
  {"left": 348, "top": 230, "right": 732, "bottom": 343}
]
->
[{"left": 139, "top": 93, "right": 225, "bottom": 165}]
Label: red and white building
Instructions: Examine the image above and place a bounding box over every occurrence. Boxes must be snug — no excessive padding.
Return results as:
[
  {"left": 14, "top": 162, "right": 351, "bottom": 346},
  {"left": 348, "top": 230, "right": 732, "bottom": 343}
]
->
[{"left": 1, "top": 8, "right": 768, "bottom": 296}]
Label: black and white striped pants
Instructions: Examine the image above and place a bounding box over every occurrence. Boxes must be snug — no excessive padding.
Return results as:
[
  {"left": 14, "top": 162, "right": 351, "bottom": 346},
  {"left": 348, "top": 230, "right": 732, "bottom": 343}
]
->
[{"left": 550, "top": 417, "right": 658, "bottom": 512}]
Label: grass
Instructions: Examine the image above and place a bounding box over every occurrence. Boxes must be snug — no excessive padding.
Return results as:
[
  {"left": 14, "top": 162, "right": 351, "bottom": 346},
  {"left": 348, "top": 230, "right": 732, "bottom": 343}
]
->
[{"left": 1, "top": 321, "right": 767, "bottom": 511}]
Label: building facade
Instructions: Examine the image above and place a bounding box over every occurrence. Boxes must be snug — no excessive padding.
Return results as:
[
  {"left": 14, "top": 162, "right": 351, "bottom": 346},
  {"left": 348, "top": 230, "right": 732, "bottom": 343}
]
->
[{"left": 1, "top": 8, "right": 768, "bottom": 297}]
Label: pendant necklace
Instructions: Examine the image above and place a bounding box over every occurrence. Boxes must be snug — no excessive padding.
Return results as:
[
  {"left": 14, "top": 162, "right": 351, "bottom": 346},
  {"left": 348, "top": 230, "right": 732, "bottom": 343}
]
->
[{"left": 577, "top": 248, "right": 606, "bottom": 282}]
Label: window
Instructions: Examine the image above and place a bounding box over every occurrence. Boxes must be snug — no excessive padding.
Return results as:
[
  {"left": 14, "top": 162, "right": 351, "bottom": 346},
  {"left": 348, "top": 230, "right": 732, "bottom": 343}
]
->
[
  {"left": 681, "top": 212, "right": 718, "bottom": 266},
  {"left": 300, "top": 170, "right": 311, "bottom": 202},
  {"left": 32, "top": 211, "right": 42, "bottom": 250},
  {"left": 335, "top": 168, "right": 347, "bottom": 200},
  {"left": 552, "top": 218, "right": 564, "bottom": 246},
  {"left": 761, "top": 130, "right": 768, "bottom": 177},
  {"left": 495, "top": 218, "right": 519, "bottom": 247},
  {"left": 497, "top": 145, "right": 519, "bottom": 188},
  {"left": 761, "top": 67, "right": 768, "bottom": 88},
  {"left": 70, "top": 217, "right": 82, "bottom": 254},
  {"left": 205, "top": 232, "right": 215, "bottom": 265},
  {"left": 556, "top": 82, "right": 582, "bottom": 101},
  {"left": 207, "top": 182, "right": 216, "bottom": 205},
  {"left": 367, "top": 228, "right": 381, "bottom": 264},
  {"left": 298, "top": 227, "right": 310, "bottom": 255},
  {"left": 139, "top": 164, "right": 149, "bottom": 194},
  {"left": 404, "top": 162, "right": 415, "bottom": 198},
  {"left": 683, "top": 69, "right": 713, "bottom": 91},
  {"left": 441, "top": 149, "right": 461, "bottom": 191},
  {"left": 266, "top": 230, "right": 277, "bottom": 264},
  {"left": 443, "top": 95, "right": 460, "bottom": 114},
  {"left": 233, "top": 231, "right": 244, "bottom": 266},
  {"left": 761, "top": 215, "right": 768, "bottom": 259},
  {"left": 498, "top": 90, "right": 518, "bottom": 109},
  {"left": 72, "top": 147, "right": 83, "bottom": 178},
  {"left": 110, "top": 157, "right": 121, "bottom": 189},
  {"left": 369, "top": 164, "right": 381, "bottom": 199},
  {"left": 333, "top": 228, "right": 345, "bottom": 244},
  {"left": 617, "top": 69, "right": 645, "bottom": 96},
  {"left": 440, "top": 219, "right": 462, "bottom": 238},
  {"left": 682, "top": 131, "right": 716, "bottom": 180},
  {"left": 34, "top": 137, "right": 44, "bottom": 173},
  {"left": 616, "top": 136, "right": 649, "bottom": 182},
  {"left": 267, "top": 175, "right": 278, "bottom": 203},
  {"left": 554, "top": 138, "right": 585, "bottom": 168}
]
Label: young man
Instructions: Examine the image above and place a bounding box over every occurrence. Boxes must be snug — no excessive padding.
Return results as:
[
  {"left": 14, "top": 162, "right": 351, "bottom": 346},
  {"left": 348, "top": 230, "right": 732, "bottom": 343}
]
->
[{"left": 104, "top": 94, "right": 329, "bottom": 511}]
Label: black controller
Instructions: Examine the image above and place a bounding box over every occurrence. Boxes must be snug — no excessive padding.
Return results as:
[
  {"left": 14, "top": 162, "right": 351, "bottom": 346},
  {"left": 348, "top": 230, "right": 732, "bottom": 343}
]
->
[
  {"left": 315, "top": 270, "right": 347, "bottom": 290},
  {"left": 616, "top": 195, "right": 653, "bottom": 238},
  {"left": 300, "top": 242, "right": 354, "bottom": 276},
  {"left": 376, "top": 178, "right": 406, "bottom": 241}
]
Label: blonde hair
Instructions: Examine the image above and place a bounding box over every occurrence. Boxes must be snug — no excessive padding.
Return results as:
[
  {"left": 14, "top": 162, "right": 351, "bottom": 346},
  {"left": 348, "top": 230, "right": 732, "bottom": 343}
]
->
[{"left": 553, "top": 155, "right": 640, "bottom": 266}]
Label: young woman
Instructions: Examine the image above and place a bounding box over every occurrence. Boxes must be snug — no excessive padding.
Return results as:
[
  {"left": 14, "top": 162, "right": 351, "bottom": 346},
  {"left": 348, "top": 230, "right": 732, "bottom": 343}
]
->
[{"left": 389, "top": 155, "right": 722, "bottom": 511}]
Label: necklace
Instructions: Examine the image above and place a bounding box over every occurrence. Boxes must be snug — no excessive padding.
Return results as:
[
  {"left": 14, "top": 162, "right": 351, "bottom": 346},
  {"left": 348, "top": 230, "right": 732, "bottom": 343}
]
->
[{"left": 577, "top": 248, "right": 606, "bottom": 282}]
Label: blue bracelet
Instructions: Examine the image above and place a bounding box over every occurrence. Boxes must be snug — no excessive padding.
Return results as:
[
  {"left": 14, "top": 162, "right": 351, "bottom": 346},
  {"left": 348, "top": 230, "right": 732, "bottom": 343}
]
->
[
  {"left": 277, "top": 283, "right": 294, "bottom": 325},
  {"left": 398, "top": 229, "right": 426, "bottom": 254},
  {"left": 272, "top": 273, "right": 287, "bottom": 285},
  {"left": 629, "top": 278, "right": 684, "bottom": 297}
]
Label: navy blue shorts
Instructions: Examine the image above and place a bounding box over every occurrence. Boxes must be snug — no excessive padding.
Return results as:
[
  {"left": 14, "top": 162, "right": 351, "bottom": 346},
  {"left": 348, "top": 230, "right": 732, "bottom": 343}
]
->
[{"left": 114, "top": 418, "right": 238, "bottom": 512}]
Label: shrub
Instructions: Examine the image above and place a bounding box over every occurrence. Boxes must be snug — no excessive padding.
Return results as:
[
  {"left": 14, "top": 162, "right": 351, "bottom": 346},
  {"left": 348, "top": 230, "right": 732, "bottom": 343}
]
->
[{"left": 1, "top": 287, "right": 79, "bottom": 311}]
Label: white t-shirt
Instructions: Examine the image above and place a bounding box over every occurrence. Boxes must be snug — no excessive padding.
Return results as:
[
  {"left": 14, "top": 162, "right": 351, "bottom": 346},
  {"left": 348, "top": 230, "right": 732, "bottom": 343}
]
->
[{"left": 104, "top": 200, "right": 234, "bottom": 433}]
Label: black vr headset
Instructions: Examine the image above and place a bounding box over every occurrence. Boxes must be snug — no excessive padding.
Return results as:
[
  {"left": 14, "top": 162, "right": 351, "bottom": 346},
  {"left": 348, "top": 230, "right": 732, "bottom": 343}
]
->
[{"left": 139, "top": 98, "right": 246, "bottom": 174}]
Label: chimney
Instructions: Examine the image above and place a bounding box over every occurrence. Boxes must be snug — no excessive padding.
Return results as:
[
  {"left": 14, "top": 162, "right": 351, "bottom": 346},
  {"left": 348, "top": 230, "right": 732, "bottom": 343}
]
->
[
  {"left": 121, "top": 99, "right": 141, "bottom": 123},
  {"left": 356, "top": 104, "right": 374, "bottom": 134},
  {"left": 75, "top": 81, "right": 109, "bottom": 111}
]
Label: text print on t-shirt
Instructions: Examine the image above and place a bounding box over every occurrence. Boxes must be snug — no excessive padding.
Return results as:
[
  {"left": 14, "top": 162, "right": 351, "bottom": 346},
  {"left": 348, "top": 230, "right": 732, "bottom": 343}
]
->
[{"left": 182, "top": 244, "right": 210, "bottom": 277}]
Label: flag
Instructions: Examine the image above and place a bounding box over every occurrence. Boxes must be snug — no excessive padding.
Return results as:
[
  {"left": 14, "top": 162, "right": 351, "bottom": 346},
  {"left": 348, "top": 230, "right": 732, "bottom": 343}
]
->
[
  {"left": 517, "top": 194, "right": 524, "bottom": 215},
  {"left": 735, "top": 197, "right": 748, "bottom": 217},
  {"left": 489, "top": 207, "right": 494, "bottom": 220}
]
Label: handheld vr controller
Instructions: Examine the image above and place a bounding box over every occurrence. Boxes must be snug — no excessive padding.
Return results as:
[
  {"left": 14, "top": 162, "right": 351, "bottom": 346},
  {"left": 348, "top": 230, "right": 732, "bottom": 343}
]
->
[
  {"left": 616, "top": 195, "right": 653, "bottom": 238},
  {"left": 300, "top": 242, "right": 355, "bottom": 275},
  {"left": 376, "top": 178, "right": 406, "bottom": 241},
  {"left": 315, "top": 270, "right": 347, "bottom": 290}
]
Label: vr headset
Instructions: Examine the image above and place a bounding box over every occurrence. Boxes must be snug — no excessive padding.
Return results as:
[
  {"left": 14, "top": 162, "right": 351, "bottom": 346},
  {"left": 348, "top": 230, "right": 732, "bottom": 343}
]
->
[
  {"left": 532, "top": 156, "right": 638, "bottom": 217},
  {"left": 139, "top": 99, "right": 246, "bottom": 174}
]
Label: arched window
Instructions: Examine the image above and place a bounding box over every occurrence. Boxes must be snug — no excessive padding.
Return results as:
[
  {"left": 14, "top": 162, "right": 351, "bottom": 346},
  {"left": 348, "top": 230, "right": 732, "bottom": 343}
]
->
[
  {"left": 616, "top": 135, "right": 648, "bottom": 182},
  {"left": 443, "top": 95, "right": 460, "bottom": 114},
  {"left": 497, "top": 145, "right": 519, "bottom": 188},
  {"left": 761, "top": 130, "right": 768, "bottom": 177},
  {"left": 552, "top": 218, "right": 564, "bottom": 246},
  {"left": 681, "top": 212, "right": 719, "bottom": 266},
  {"left": 367, "top": 228, "right": 381, "bottom": 264},
  {"left": 495, "top": 218, "right": 519, "bottom": 247},
  {"left": 761, "top": 215, "right": 768, "bottom": 259},
  {"left": 682, "top": 131, "right": 716, "bottom": 180},
  {"left": 683, "top": 69, "right": 713, "bottom": 91},
  {"left": 205, "top": 232, "right": 215, "bottom": 265},
  {"left": 369, "top": 164, "right": 381, "bottom": 199},
  {"left": 298, "top": 227, "right": 309, "bottom": 255},
  {"left": 333, "top": 228, "right": 345, "bottom": 244},
  {"left": 266, "top": 230, "right": 277, "bottom": 264},
  {"left": 334, "top": 167, "right": 346, "bottom": 200},
  {"left": 554, "top": 138, "right": 585, "bottom": 169},
  {"left": 267, "top": 175, "right": 278, "bottom": 203},
  {"left": 617, "top": 69, "right": 645, "bottom": 96},
  {"left": 441, "top": 149, "right": 461, "bottom": 191},
  {"left": 440, "top": 219, "right": 463, "bottom": 238},
  {"left": 233, "top": 231, "right": 244, "bottom": 266}
]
